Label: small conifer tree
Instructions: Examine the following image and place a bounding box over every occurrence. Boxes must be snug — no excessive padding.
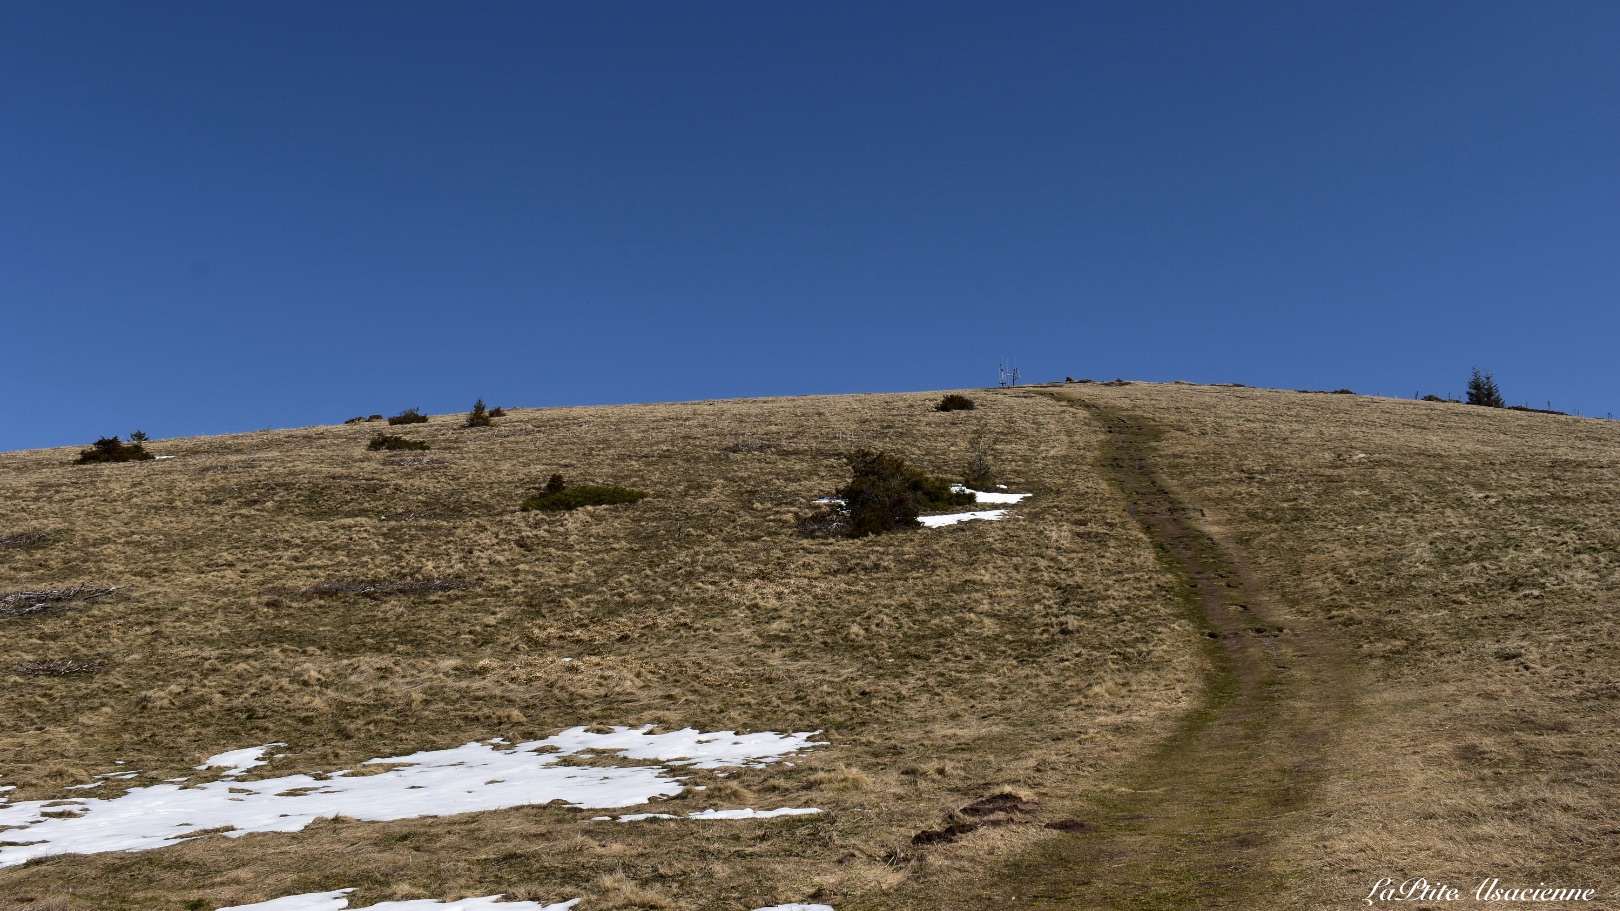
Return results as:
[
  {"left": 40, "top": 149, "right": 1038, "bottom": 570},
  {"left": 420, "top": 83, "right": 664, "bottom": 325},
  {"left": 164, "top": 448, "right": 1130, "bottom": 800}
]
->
[
  {"left": 466, "top": 399, "right": 492, "bottom": 428},
  {"left": 1466, "top": 368, "right": 1505, "bottom": 408}
]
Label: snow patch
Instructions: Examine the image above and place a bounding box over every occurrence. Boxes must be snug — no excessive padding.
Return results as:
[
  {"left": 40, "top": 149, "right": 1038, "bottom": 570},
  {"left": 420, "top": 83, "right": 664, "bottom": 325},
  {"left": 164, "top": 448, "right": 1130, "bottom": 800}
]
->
[
  {"left": 951, "top": 485, "right": 1031, "bottom": 505},
  {"left": 918, "top": 509, "right": 1011, "bottom": 527},
  {"left": 815, "top": 487, "right": 1030, "bottom": 527},
  {"left": 0, "top": 727, "right": 820, "bottom": 867},
  {"left": 214, "top": 891, "right": 581, "bottom": 911},
  {"left": 199, "top": 744, "right": 285, "bottom": 777},
  {"left": 216, "top": 895, "right": 825, "bottom": 911},
  {"left": 613, "top": 807, "right": 820, "bottom": 822}
]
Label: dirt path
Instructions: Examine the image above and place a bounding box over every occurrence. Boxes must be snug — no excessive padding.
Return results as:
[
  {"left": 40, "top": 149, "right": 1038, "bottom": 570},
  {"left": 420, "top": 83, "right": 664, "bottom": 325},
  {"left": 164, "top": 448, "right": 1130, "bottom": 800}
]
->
[{"left": 967, "top": 393, "right": 1359, "bottom": 909}]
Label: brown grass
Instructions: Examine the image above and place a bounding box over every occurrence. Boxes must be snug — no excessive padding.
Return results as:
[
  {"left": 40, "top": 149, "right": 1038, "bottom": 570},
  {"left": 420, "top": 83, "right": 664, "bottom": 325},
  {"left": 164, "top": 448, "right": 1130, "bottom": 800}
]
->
[
  {"left": 0, "top": 391, "right": 1195, "bottom": 910},
  {"left": 1045, "top": 382, "right": 1620, "bottom": 907},
  {"left": 11, "top": 383, "right": 1606, "bottom": 909}
]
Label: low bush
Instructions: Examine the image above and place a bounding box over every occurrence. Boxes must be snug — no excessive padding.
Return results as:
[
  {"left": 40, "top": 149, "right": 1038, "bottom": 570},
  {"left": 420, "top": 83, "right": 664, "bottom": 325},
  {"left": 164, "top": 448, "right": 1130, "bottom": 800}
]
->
[
  {"left": 936, "top": 394, "right": 975, "bottom": 412},
  {"left": 367, "top": 414, "right": 384, "bottom": 422},
  {"left": 838, "top": 449, "right": 974, "bottom": 537},
  {"left": 962, "top": 429, "right": 996, "bottom": 491},
  {"left": 343, "top": 416, "right": 366, "bottom": 425},
  {"left": 74, "top": 436, "right": 154, "bottom": 464},
  {"left": 387, "top": 408, "right": 429, "bottom": 426},
  {"left": 367, "top": 434, "right": 430, "bottom": 451},
  {"left": 466, "top": 399, "right": 493, "bottom": 428},
  {"left": 521, "top": 475, "right": 648, "bottom": 512},
  {"left": 488, "top": 406, "right": 506, "bottom": 417}
]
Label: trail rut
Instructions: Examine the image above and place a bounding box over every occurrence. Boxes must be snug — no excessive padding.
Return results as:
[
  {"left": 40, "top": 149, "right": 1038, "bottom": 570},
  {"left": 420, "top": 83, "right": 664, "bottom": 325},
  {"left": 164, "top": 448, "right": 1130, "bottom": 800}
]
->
[{"left": 974, "top": 393, "right": 1359, "bottom": 909}]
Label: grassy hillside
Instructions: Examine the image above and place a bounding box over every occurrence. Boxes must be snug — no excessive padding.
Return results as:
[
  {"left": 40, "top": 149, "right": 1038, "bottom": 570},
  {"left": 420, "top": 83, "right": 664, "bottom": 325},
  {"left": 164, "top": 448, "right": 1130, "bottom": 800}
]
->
[
  {"left": 0, "top": 391, "right": 1195, "bottom": 910},
  {"left": 1043, "top": 382, "right": 1620, "bottom": 908},
  {"left": 4, "top": 382, "right": 1616, "bottom": 910}
]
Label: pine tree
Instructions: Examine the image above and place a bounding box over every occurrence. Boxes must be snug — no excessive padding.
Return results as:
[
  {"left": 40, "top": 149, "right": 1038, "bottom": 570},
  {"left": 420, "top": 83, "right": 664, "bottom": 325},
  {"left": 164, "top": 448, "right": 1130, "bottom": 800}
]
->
[
  {"left": 1466, "top": 368, "right": 1504, "bottom": 408},
  {"left": 465, "top": 398, "right": 492, "bottom": 427}
]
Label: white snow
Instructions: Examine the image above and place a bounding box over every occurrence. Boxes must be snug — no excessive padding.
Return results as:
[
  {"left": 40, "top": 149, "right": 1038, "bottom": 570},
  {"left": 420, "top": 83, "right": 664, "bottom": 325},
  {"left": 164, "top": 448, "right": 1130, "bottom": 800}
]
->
[
  {"left": 217, "top": 891, "right": 354, "bottom": 911},
  {"left": 153, "top": 455, "right": 177, "bottom": 461},
  {"left": 215, "top": 891, "right": 581, "bottom": 911},
  {"left": 951, "top": 485, "right": 1031, "bottom": 505},
  {"left": 918, "top": 509, "right": 1011, "bottom": 527},
  {"left": 613, "top": 807, "right": 820, "bottom": 822},
  {"left": 0, "top": 726, "right": 820, "bottom": 867},
  {"left": 199, "top": 744, "right": 285, "bottom": 776},
  {"left": 685, "top": 807, "right": 820, "bottom": 820},
  {"left": 913, "top": 487, "right": 1031, "bottom": 527},
  {"left": 814, "top": 487, "right": 1029, "bottom": 528},
  {"left": 215, "top": 895, "right": 823, "bottom": 911}
]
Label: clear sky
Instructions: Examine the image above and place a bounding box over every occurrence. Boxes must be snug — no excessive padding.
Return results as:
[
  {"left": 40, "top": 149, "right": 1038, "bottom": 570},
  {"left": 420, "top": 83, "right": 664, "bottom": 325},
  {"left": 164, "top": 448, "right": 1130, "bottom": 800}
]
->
[{"left": 4, "top": 1, "right": 1617, "bottom": 451}]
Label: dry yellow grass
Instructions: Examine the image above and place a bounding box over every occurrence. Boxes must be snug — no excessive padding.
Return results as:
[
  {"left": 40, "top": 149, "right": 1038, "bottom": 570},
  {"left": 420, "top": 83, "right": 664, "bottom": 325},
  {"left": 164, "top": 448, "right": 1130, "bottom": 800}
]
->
[
  {"left": 9, "top": 382, "right": 1613, "bottom": 910},
  {"left": 0, "top": 390, "right": 1196, "bottom": 910},
  {"left": 1045, "top": 381, "right": 1620, "bottom": 907}
]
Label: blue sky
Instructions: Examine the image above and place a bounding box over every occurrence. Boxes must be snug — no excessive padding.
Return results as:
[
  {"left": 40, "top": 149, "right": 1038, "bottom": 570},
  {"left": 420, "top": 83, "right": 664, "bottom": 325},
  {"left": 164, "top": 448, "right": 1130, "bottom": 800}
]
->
[{"left": 4, "top": 1, "right": 1617, "bottom": 451}]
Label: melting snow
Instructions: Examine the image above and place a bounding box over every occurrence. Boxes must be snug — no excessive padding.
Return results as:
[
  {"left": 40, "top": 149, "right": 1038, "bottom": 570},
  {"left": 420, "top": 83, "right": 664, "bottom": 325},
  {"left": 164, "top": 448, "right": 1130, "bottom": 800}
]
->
[
  {"left": 912, "top": 487, "right": 1031, "bottom": 526},
  {"left": 918, "top": 509, "right": 1011, "bottom": 527},
  {"left": 0, "top": 726, "right": 820, "bottom": 867},
  {"left": 612, "top": 806, "right": 820, "bottom": 822},
  {"left": 686, "top": 807, "right": 820, "bottom": 820},
  {"left": 215, "top": 891, "right": 581, "bottom": 911},
  {"left": 951, "top": 485, "right": 1031, "bottom": 505},
  {"left": 199, "top": 744, "right": 285, "bottom": 776},
  {"left": 215, "top": 895, "right": 825, "bottom": 911},
  {"left": 815, "top": 488, "right": 1030, "bottom": 527}
]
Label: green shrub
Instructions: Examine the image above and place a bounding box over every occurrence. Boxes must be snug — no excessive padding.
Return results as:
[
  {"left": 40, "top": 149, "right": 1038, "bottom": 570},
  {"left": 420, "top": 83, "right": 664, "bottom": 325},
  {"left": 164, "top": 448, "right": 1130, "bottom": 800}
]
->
[
  {"left": 465, "top": 399, "right": 492, "bottom": 428},
  {"left": 367, "top": 414, "right": 384, "bottom": 422},
  {"left": 367, "top": 434, "right": 430, "bottom": 451},
  {"left": 344, "top": 416, "right": 366, "bottom": 425},
  {"left": 387, "top": 408, "right": 429, "bottom": 426},
  {"left": 521, "top": 475, "right": 648, "bottom": 512},
  {"left": 837, "top": 449, "right": 974, "bottom": 537},
  {"left": 74, "top": 436, "right": 154, "bottom": 464},
  {"left": 937, "top": 394, "right": 975, "bottom": 412},
  {"left": 488, "top": 406, "right": 506, "bottom": 417}
]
